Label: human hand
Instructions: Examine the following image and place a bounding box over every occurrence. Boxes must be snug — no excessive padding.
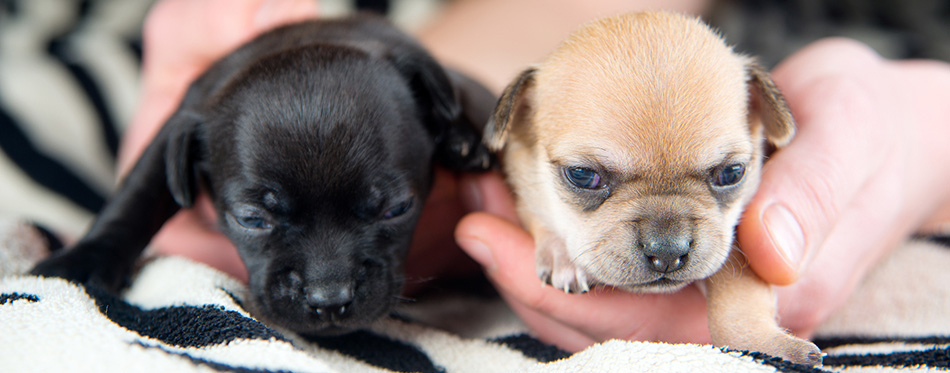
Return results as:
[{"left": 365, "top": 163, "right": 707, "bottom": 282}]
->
[
  {"left": 738, "top": 38, "right": 950, "bottom": 337},
  {"left": 454, "top": 38, "right": 950, "bottom": 352}
]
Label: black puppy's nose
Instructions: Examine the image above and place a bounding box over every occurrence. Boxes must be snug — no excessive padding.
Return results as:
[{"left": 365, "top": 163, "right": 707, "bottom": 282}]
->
[
  {"left": 642, "top": 238, "right": 691, "bottom": 274},
  {"left": 306, "top": 286, "right": 354, "bottom": 320}
]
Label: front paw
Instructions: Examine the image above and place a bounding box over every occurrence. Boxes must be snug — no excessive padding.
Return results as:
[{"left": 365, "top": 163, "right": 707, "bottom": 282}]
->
[
  {"left": 764, "top": 334, "right": 823, "bottom": 367},
  {"left": 30, "top": 248, "right": 127, "bottom": 291},
  {"left": 728, "top": 330, "right": 822, "bottom": 367},
  {"left": 436, "top": 122, "right": 494, "bottom": 172},
  {"left": 536, "top": 241, "right": 594, "bottom": 294}
]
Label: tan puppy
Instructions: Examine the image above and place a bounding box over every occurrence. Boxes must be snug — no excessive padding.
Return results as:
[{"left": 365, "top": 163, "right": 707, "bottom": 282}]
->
[{"left": 484, "top": 11, "right": 822, "bottom": 366}]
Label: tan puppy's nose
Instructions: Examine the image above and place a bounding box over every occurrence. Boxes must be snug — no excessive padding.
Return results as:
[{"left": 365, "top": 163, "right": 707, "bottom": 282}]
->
[
  {"left": 639, "top": 218, "right": 692, "bottom": 273},
  {"left": 643, "top": 239, "right": 690, "bottom": 273}
]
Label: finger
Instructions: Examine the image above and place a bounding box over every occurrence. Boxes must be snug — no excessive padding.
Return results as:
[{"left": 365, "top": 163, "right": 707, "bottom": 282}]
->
[
  {"left": 459, "top": 171, "right": 520, "bottom": 224},
  {"left": 150, "top": 194, "right": 247, "bottom": 281},
  {"left": 739, "top": 38, "right": 891, "bottom": 285},
  {"left": 501, "top": 295, "right": 598, "bottom": 352},
  {"left": 456, "top": 213, "right": 710, "bottom": 344},
  {"left": 404, "top": 169, "right": 478, "bottom": 292},
  {"left": 776, "top": 162, "right": 910, "bottom": 336},
  {"left": 151, "top": 212, "right": 247, "bottom": 282},
  {"left": 773, "top": 61, "right": 946, "bottom": 333}
]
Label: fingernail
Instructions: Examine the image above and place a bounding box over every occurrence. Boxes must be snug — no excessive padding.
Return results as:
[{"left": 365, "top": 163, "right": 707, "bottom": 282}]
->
[
  {"left": 459, "top": 176, "right": 483, "bottom": 212},
  {"left": 457, "top": 237, "right": 496, "bottom": 271},
  {"left": 763, "top": 203, "right": 806, "bottom": 273}
]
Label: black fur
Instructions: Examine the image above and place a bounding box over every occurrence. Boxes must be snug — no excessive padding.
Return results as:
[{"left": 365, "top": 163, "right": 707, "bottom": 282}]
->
[{"left": 31, "top": 14, "right": 494, "bottom": 336}]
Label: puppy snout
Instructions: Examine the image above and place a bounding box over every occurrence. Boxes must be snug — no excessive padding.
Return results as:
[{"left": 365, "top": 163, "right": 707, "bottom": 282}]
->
[
  {"left": 642, "top": 238, "right": 691, "bottom": 273},
  {"left": 637, "top": 217, "right": 693, "bottom": 274},
  {"left": 306, "top": 283, "right": 355, "bottom": 320}
]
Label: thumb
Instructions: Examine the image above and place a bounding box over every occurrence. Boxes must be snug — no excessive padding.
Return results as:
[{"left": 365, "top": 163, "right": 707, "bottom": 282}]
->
[{"left": 739, "top": 39, "right": 886, "bottom": 285}]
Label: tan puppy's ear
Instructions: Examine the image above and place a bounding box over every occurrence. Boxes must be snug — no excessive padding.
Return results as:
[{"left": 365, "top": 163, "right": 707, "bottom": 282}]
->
[
  {"left": 747, "top": 61, "right": 795, "bottom": 147},
  {"left": 483, "top": 68, "right": 536, "bottom": 151}
]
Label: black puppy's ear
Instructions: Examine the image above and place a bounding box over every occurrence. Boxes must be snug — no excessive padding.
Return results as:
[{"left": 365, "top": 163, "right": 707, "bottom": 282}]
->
[
  {"left": 389, "top": 46, "right": 493, "bottom": 171},
  {"left": 162, "top": 110, "right": 204, "bottom": 208},
  {"left": 747, "top": 61, "right": 795, "bottom": 147},
  {"left": 388, "top": 45, "right": 460, "bottom": 136},
  {"left": 483, "top": 68, "right": 536, "bottom": 152}
]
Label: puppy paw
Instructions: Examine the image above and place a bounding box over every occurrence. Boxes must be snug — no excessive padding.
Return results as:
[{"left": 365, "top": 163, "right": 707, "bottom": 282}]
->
[
  {"left": 30, "top": 246, "right": 128, "bottom": 291},
  {"left": 436, "top": 128, "right": 494, "bottom": 171},
  {"left": 758, "top": 333, "right": 823, "bottom": 367},
  {"left": 536, "top": 241, "right": 593, "bottom": 294}
]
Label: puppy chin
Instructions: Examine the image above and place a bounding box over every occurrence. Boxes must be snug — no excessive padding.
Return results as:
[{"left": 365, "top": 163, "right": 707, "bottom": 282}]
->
[
  {"left": 615, "top": 278, "right": 692, "bottom": 294},
  {"left": 248, "top": 268, "right": 401, "bottom": 337},
  {"left": 254, "top": 289, "right": 396, "bottom": 337}
]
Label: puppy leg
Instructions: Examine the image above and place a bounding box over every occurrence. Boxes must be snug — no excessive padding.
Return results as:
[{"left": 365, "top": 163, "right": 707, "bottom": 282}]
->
[
  {"left": 30, "top": 112, "right": 197, "bottom": 291},
  {"left": 705, "top": 250, "right": 822, "bottom": 366},
  {"left": 528, "top": 221, "right": 593, "bottom": 293}
]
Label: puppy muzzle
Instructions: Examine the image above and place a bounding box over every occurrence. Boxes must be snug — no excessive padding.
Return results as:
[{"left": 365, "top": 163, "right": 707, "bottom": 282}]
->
[
  {"left": 637, "top": 216, "right": 693, "bottom": 275},
  {"left": 254, "top": 258, "right": 399, "bottom": 336}
]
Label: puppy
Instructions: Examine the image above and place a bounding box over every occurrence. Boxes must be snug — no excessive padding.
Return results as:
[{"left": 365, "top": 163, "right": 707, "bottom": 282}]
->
[
  {"left": 485, "top": 12, "right": 821, "bottom": 366},
  {"left": 31, "top": 14, "right": 494, "bottom": 337}
]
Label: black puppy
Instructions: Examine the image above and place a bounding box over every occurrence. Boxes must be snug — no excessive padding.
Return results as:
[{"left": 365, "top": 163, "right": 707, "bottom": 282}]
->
[{"left": 31, "top": 14, "right": 494, "bottom": 336}]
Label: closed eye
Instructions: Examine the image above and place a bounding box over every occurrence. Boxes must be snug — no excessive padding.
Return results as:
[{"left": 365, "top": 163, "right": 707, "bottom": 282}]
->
[
  {"left": 382, "top": 199, "right": 413, "bottom": 220},
  {"left": 234, "top": 215, "right": 273, "bottom": 230},
  {"left": 229, "top": 205, "right": 275, "bottom": 231}
]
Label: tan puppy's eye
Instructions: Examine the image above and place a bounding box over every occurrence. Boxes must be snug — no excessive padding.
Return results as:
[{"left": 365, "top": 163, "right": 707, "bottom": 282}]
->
[
  {"left": 711, "top": 164, "right": 746, "bottom": 187},
  {"left": 564, "top": 167, "right": 606, "bottom": 189}
]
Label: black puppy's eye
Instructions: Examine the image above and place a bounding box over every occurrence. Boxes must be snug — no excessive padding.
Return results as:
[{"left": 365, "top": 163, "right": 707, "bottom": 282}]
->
[
  {"left": 711, "top": 163, "right": 746, "bottom": 187},
  {"left": 564, "top": 167, "right": 605, "bottom": 189},
  {"left": 383, "top": 199, "right": 413, "bottom": 219},
  {"left": 233, "top": 214, "right": 273, "bottom": 230}
]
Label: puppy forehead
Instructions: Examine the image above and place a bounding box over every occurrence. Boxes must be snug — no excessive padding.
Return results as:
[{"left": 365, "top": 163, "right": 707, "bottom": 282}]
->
[
  {"left": 220, "top": 52, "right": 430, "bottom": 197},
  {"left": 537, "top": 12, "right": 753, "bottom": 171}
]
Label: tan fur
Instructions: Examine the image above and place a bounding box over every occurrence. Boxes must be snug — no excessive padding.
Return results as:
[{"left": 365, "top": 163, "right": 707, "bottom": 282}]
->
[{"left": 486, "top": 12, "right": 819, "bottom": 365}]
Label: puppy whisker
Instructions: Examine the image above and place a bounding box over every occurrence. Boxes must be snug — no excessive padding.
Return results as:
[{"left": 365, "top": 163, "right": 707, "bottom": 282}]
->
[
  {"left": 392, "top": 294, "right": 416, "bottom": 304},
  {"left": 401, "top": 275, "right": 436, "bottom": 286}
]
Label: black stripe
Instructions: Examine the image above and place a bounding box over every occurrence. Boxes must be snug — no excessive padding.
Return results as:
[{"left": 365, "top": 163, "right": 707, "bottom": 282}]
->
[
  {"left": 491, "top": 334, "right": 570, "bottom": 363},
  {"left": 307, "top": 330, "right": 444, "bottom": 373},
  {"left": 221, "top": 288, "right": 247, "bottom": 312},
  {"left": 130, "top": 341, "right": 297, "bottom": 373},
  {"left": 823, "top": 347, "right": 950, "bottom": 369},
  {"left": 0, "top": 292, "right": 40, "bottom": 305},
  {"left": 815, "top": 335, "right": 950, "bottom": 349},
  {"left": 0, "top": 106, "right": 106, "bottom": 213},
  {"left": 46, "top": 38, "right": 122, "bottom": 158},
  {"left": 127, "top": 39, "right": 144, "bottom": 65},
  {"left": 355, "top": 0, "right": 390, "bottom": 14},
  {"left": 1, "top": 0, "right": 19, "bottom": 16},
  {"left": 83, "top": 284, "right": 288, "bottom": 348},
  {"left": 730, "top": 350, "right": 830, "bottom": 373},
  {"left": 926, "top": 235, "right": 950, "bottom": 248},
  {"left": 77, "top": 0, "right": 92, "bottom": 18}
]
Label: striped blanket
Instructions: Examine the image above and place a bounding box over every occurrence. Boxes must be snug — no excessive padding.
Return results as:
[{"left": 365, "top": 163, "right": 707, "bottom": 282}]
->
[
  {"left": 2, "top": 1, "right": 949, "bottom": 372},
  {"left": 2, "top": 219, "right": 950, "bottom": 372}
]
